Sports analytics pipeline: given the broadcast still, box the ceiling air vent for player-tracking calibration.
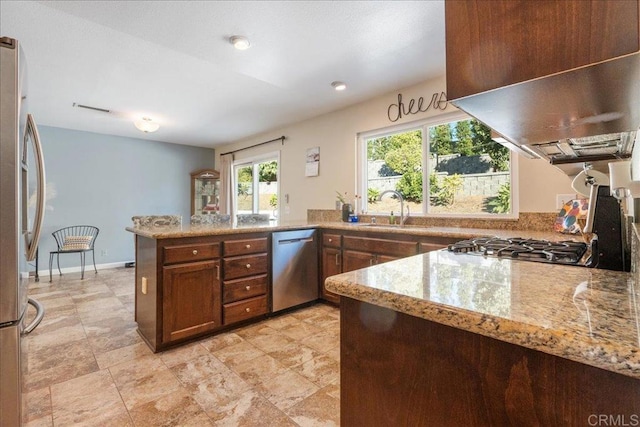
[72,103,111,114]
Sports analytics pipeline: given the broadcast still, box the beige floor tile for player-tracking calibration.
[109,354,182,409]
[301,330,341,354]
[244,329,296,353]
[268,342,324,369]
[189,370,252,416]
[279,321,324,341]
[285,386,340,427]
[23,386,51,423]
[208,390,297,427]
[212,340,265,367]
[234,322,277,339]
[200,332,244,353]
[231,353,288,386]
[292,354,339,388]
[254,368,319,411]
[24,415,53,427]
[25,268,342,425]
[94,341,154,370]
[262,313,303,330]
[23,341,99,393]
[170,353,229,387]
[50,370,132,426]
[129,387,213,427]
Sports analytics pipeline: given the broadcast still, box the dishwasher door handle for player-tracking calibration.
[277,238,314,245]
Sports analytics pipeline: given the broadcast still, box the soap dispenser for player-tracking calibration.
[389,211,395,225]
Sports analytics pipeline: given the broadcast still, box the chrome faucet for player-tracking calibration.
[377,190,409,226]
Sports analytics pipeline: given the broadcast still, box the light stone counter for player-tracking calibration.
[127,219,578,242]
[326,251,640,379]
[125,220,315,239]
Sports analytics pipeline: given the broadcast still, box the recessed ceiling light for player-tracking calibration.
[230,35,251,50]
[134,117,160,133]
[331,81,347,91]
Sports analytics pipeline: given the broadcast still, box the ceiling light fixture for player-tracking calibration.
[331,81,347,91]
[134,117,160,133]
[230,35,251,50]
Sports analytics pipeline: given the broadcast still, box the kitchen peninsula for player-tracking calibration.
[325,236,640,425]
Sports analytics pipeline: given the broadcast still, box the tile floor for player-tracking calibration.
[23,267,340,426]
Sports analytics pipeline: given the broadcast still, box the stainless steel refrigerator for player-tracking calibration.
[0,36,46,426]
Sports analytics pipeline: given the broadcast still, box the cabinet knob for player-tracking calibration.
[328,238,332,242]
[245,285,251,291]
[246,263,251,269]
[192,250,198,255]
[245,244,251,249]
[245,307,251,313]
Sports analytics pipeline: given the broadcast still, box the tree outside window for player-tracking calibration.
[364,118,512,216]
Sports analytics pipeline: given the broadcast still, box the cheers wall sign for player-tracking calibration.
[387,92,448,122]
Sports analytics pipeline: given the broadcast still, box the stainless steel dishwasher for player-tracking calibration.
[272,229,318,312]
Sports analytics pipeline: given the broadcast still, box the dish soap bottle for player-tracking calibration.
[389,211,395,225]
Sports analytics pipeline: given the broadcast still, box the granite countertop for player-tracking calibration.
[127,219,578,242]
[125,220,316,239]
[325,251,640,379]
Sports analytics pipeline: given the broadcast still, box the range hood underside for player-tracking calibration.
[452,53,640,175]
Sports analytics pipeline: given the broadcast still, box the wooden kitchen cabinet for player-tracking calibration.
[445,0,640,100]
[222,236,269,325]
[321,233,342,304]
[162,260,221,343]
[342,235,417,272]
[134,233,270,352]
[321,247,342,304]
[319,229,459,305]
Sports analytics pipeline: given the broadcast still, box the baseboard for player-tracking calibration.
[37,261,135,277]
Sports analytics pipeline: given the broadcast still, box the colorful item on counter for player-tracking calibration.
[554,199,589,234]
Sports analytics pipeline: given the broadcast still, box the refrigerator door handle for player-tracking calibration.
[23,298,44,334]
[23,113,46,262]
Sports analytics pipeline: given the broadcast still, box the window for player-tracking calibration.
[233,154,279,219]
[358,113,516,217]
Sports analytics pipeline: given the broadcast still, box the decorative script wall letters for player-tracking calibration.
[387,92,448,122]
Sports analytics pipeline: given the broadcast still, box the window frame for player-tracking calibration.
[232,151,280,218]
[357,111,519,219]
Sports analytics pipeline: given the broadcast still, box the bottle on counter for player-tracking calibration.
[389,211,395,225]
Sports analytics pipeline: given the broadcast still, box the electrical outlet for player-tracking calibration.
[141,277,148,295]
[101,249,108,257]
[556,193,577,209]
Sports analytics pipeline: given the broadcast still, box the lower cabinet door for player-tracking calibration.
[342,250,375,272]
[322,246,342,304]
[162,260,221,343]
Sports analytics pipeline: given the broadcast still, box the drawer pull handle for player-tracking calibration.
[245,244,251,249]
[335,253,339,266]
[192,250,198,255]
[245,307,251,313]
[216,265,220,280]
[245,285,251,291]
[246,263,251,269]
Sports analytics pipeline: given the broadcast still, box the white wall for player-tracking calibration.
[216,77,575,221]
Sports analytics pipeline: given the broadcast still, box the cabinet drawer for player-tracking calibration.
[224,237,268,257]
[323,233,341,248]
[223,253,268,280]
[223,274,268,304]
[223,295,268,324]
[164,242,220,265]
[343,236,417,258]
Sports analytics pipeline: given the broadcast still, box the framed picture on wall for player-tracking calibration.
[305,146,319,177]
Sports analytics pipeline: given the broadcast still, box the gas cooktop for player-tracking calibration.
[447,237,589,265]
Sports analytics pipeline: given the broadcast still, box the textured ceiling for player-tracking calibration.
[0,1,446,147]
